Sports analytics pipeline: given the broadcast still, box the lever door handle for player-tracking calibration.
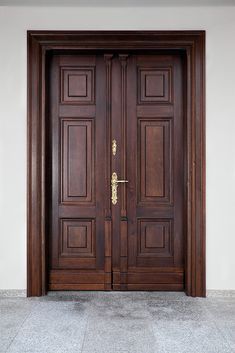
[111,172,128,205]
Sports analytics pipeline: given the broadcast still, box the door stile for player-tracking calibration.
[126,55,138,271]
[172,55,185,270]
[104,54,113,290]
[50,55,60,275]
[119,55,129,290]
[111,57,122,289]
[119,55,128,218]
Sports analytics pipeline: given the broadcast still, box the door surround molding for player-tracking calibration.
[27,30,206,297]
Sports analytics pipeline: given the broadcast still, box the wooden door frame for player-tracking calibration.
[27,30,206,297]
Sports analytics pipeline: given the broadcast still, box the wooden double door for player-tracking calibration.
[48,51,185,291]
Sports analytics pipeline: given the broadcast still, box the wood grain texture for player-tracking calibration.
[126,54,184,290]
[104,54,113,218]
[27,31,205,297]
[139,119,172,203]
[119,55,128,218]
[48,54,107,289]
[104,219,112,289]
[61,119,93,203]
[61,67,95,104]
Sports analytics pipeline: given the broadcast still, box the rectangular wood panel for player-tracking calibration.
[146,125,164,197]
[138,119,172,204]
[61,119,94,204]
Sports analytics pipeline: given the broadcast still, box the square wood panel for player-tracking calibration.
[61,67,95,104]
[138,219,173,257]
[138,68,172,103]
[60,219,95,257]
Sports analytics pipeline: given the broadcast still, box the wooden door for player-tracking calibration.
[48,52,185,291]
[48,55,111,290]
[111,54,185,290]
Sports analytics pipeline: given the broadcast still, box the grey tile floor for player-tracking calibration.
[0,292,234,353]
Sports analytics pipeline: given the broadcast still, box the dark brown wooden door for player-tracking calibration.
[110,54,184,290]
[48,55,112,290]
[48,53,185,291]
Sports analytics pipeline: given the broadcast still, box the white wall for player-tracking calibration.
[0,6,235,290]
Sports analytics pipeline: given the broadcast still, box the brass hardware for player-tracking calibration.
[111,172,128,205]
[112,139,117,156]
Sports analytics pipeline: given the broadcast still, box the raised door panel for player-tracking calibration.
[60,219,95,258]
[61,119,94,204]
[138,119,172,204]
[61,67,95,104]
[138,68,172,103]
[57,216,96,269]
[137,219,173,257]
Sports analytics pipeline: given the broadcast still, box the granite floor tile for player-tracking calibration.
[6,301,89,353]
[1,292,234,353]
[205,298,235,322]
[147,299,212,321]
[82,316,156,353]
[214,320,235,351]
[90,295,150,321]
[151,320,233,353]
[81,295,155,353]
[46,291,96,302]
[0,298,33,352]
[131,291,188,301]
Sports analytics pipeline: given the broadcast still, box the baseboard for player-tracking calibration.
[0,289,26,297]
[207,290,235,297]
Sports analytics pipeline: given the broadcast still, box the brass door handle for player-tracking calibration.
[111,172,128,205]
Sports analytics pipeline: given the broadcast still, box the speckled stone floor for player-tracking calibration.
[0,292,234,353]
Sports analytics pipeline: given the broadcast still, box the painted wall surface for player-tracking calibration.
[0,6,235,290]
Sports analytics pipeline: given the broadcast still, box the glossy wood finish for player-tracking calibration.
[50,53,184,291]
[48,54,110,290]
[122,54,184,290]
[27,31,205,297]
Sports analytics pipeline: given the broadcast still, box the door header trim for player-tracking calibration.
[27,30,205,297]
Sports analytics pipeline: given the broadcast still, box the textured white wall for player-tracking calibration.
[0,6,235,290]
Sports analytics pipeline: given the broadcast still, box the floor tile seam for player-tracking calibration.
[80,307,91,353]
[148,313,160,352]
[4,307,33,353]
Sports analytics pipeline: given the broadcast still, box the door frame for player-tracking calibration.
[27,30,206,297]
